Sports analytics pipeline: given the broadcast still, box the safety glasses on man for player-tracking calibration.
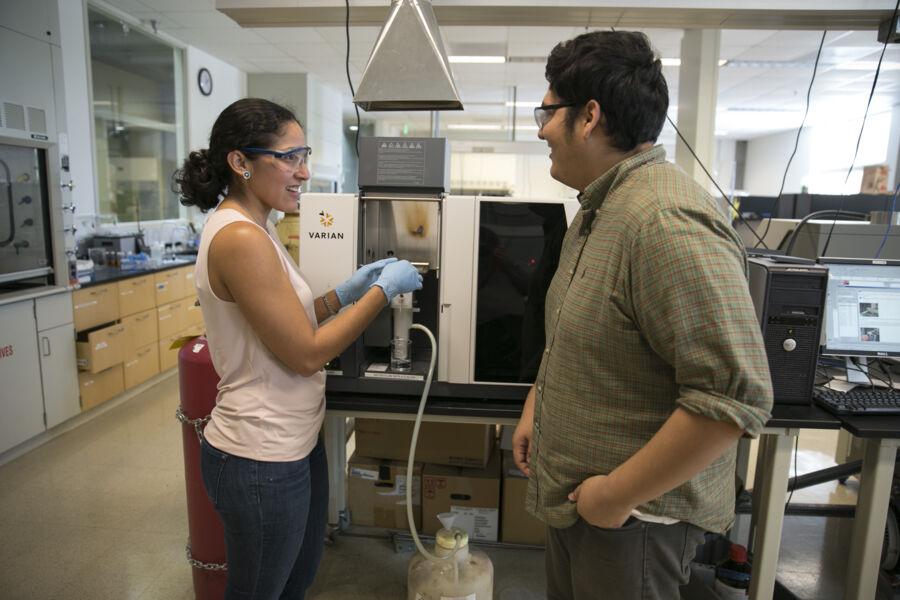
[533,102,578,130]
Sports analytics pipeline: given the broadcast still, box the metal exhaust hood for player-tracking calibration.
[353,0,463,112]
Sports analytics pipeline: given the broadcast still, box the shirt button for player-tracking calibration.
[556,308,560,315]
[568,268,574,276]
[544,348,549,355]
[537,384,543,392]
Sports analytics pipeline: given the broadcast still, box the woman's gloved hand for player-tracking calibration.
[371,260,423,302]
[335,257,398,306]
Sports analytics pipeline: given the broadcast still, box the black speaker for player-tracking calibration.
[748,257,828,405]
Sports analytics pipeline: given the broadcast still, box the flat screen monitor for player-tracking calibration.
[819,258,900,358]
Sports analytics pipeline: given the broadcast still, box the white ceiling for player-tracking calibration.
[96,0,900,141]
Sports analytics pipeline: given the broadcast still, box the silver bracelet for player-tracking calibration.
[322,293,339,316]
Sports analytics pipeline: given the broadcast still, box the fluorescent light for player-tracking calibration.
[448,55,506,64]
[505,101,540,108]
[446,123,503,130]
[349,125,359,131]
[661,58,728,67]
[835,61,900,71]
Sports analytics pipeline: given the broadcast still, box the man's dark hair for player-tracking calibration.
[545,31,668,151]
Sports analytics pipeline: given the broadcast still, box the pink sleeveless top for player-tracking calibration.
[195,208,325,461]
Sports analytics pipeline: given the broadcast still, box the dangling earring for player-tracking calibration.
[242,170,251,180]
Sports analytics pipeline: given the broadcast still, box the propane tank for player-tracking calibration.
[407,513,493,600]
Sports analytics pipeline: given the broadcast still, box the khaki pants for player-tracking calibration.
[546,517,706,600]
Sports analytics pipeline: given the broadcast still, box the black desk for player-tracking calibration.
[834,413,900,600]
[749,404,841,599]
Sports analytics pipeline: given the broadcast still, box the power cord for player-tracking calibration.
[608,26,768,248]
[875,181,900,259]
[785,434,800,509]
[821,0,900,257]
[345,0,361,158]
[755,31,827,248]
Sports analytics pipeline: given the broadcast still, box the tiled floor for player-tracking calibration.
[0,372,867,599]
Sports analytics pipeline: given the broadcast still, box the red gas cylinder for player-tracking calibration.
[177,336,227,599]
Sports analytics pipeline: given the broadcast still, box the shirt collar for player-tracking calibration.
[577,144,667,213]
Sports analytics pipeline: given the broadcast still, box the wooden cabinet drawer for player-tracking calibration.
[117,276,155,317]
[121,308,158,355]
[182,295,204,329]
[123,343,159,389]
[154,269,186,306]
[79,364,124,411]
[76,323,126,373]
[158,332,182,371]
[72,284,119,332]
[180,266,196,298]
[157,301,185,339]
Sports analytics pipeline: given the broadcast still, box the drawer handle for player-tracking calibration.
[121,289,134,296]
[125,359,139,367]
[136,314,148,322]
[159,315,171,321]
[42,336,51,357]
[138,347,151,357]
[75,300,98,309]
[157,283,168,290]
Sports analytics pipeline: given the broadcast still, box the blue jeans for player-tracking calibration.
[200,438,329,600]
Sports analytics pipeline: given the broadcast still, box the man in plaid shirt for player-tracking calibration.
[512,31,773,599]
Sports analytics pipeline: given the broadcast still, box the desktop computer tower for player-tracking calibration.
[748,257,828,405]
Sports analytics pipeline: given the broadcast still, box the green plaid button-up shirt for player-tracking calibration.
[525,145,773,534]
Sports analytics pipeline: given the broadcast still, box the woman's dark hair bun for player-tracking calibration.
[172,98,299,212]
[172,148,222,212]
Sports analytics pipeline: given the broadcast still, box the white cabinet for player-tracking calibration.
[38,323,79,428]
[0,301,46,454]
[35,292,78,428]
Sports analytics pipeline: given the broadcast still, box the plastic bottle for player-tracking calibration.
[714,543,752,599]
[407,513,493,600]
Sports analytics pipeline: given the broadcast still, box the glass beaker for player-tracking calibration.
[391,338,411,372]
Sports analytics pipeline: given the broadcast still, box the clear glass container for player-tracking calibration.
[391,337,412,372]
[407,527,493,600]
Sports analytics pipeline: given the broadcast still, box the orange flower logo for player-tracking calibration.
[318,211,334,228]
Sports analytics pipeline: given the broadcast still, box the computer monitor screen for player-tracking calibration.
[820,258,900,357]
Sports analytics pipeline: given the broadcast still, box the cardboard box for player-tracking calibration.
[123,343,160,389]
[117,275,155,317]
[501,451,546,546]
[355,419,494,468]
[861,164,890,194]
[76,322,126,373]
[79,364,124,410]
[121,308,158,355]
[347,453,422,530]
[422,449,501,541]
[499,425,513,451]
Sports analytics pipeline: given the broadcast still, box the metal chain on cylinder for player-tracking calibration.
[175,406,210,444]
[185,543,227,572]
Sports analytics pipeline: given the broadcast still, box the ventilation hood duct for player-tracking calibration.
[353,0,463,112]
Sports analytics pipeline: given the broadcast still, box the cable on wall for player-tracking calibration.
[345,0,361,158]
[754,31,827,248]
[820,0,900,258]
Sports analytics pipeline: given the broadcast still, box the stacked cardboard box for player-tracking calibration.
[349,419,497,535]
[347,453,422,530]
[501,450,546,546]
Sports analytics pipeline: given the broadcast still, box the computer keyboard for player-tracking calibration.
[813,386,900,416]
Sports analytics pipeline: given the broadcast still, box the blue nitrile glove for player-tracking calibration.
[335,257,398,305]
[371,260,423,302]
